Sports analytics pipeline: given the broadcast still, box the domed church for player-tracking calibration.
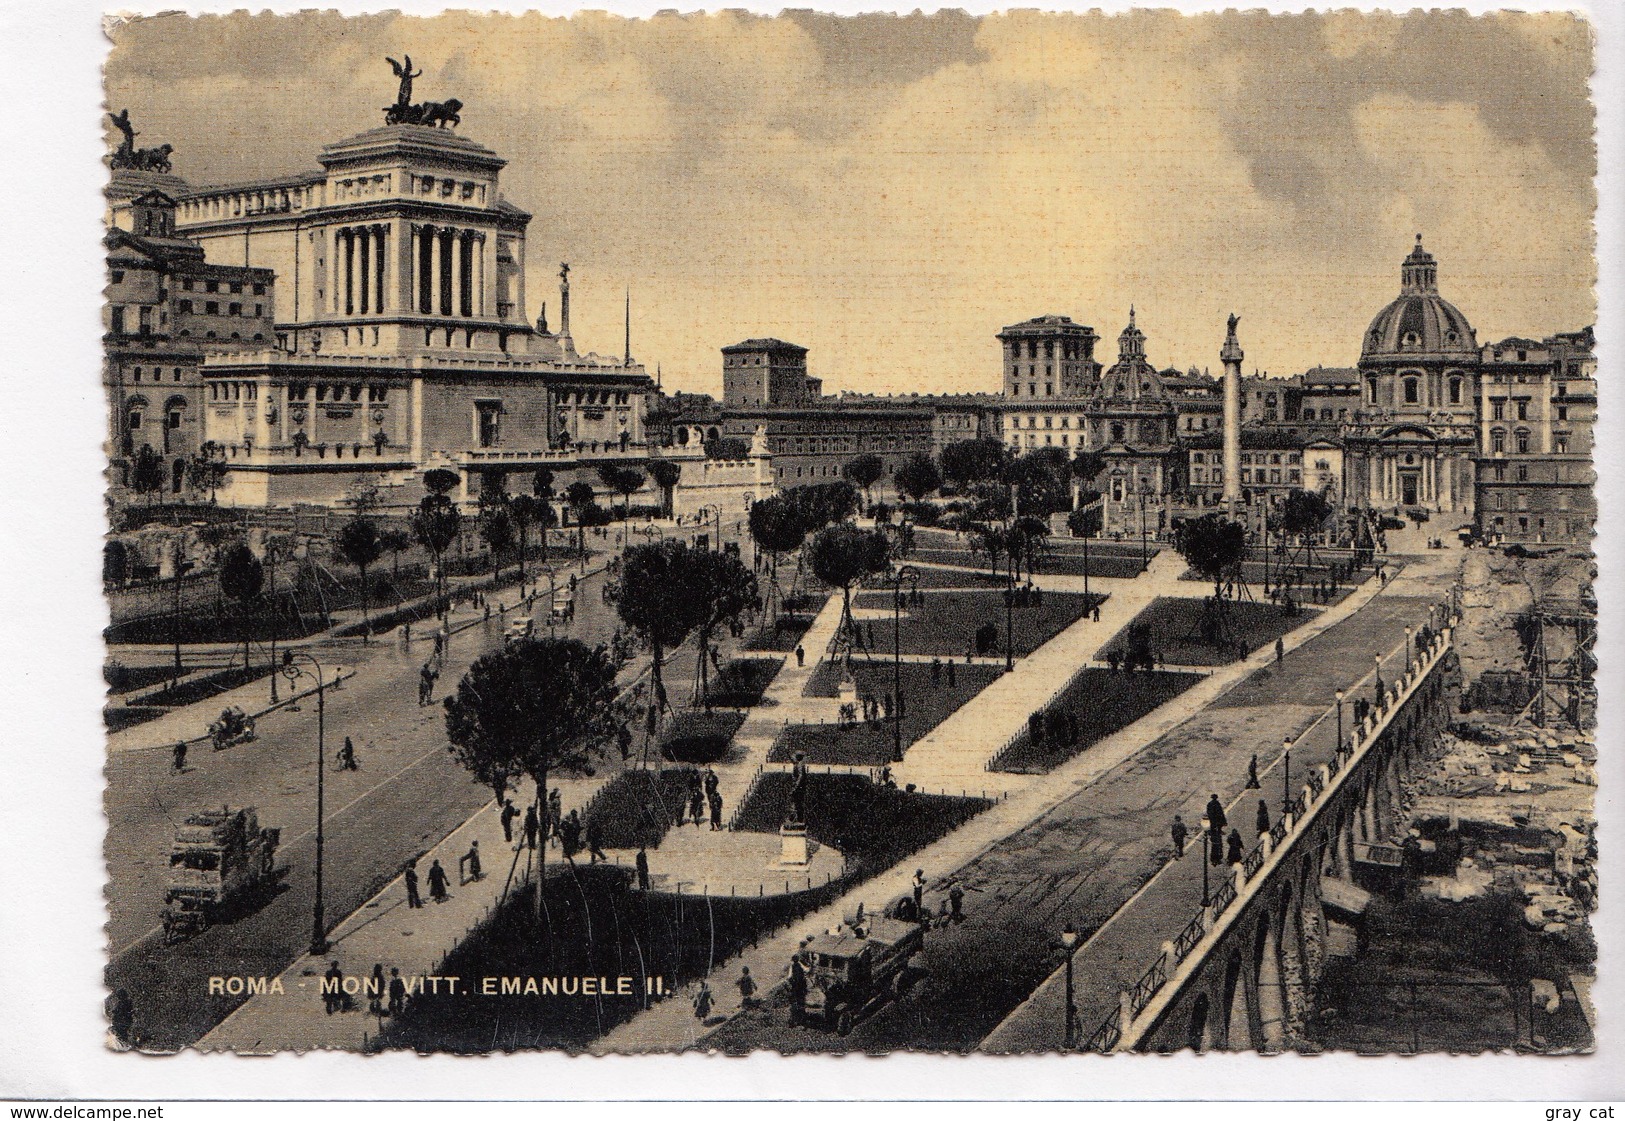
[1343,236,1481,515]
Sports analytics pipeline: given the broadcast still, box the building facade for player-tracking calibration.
[166,95,659,511]
[997,314,1100,399]
[1472,328,1596,546]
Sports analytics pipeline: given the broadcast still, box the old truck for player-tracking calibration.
[800,899,924,1035]
[161,806,280,944]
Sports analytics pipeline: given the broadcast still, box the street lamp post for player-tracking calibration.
[1138,491,1149,571]
[1199,815,1212,906]
[1004,547,1016,674]
[890,565,919,764]
[1061,923,1079,1047]
[1405,625,1414,670]
[1335,688,1345,749]
[1281,736,1293,816]
[1373,653,1385,703]
[281,650,329,956]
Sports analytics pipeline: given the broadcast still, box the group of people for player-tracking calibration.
[838,691,900,731]
[497,790,611,864]
[320,960,411,1020]
[403,856,452,907]
[927,657,958,689]
[1168,788,1285,869]
[675,767,726,831]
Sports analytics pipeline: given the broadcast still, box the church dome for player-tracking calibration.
[1361,236,1478,361]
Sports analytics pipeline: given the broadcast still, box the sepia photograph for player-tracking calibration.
[78,1,1607,1074]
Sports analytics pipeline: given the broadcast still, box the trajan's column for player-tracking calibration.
[1221,314,1243,514]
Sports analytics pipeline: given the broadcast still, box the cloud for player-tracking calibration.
[104,9,1595,397]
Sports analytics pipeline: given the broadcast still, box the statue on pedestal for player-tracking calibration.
[382,56,462,128]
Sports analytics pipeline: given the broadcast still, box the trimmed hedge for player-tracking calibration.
[659,710,747,763]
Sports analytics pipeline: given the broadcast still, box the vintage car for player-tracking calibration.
[800,900,924,1035]
[207,706,256,751]
[161,806,280,943]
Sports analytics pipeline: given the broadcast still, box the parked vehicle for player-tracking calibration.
[161,806,279,943]
[800,898,924,1035]
[207,706,256,750]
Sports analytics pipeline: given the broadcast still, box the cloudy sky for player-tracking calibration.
[104,9,1596,396]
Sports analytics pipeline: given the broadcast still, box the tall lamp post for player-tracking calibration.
[1138,489,1149,572]
[1004,538,1016,674]
[281,650,330,956]
[1404,625,1414,670]
[889,565,919,764]
[1281,735,1293,816]
[1199,815,1212,906]
[1061,922,1079,1047]
[1335,688,1345,749]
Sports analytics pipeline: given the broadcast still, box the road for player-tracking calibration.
[105,519,753,1050]
[702,552,1455,1052]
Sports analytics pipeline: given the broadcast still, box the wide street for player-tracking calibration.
[104,518,750,1050]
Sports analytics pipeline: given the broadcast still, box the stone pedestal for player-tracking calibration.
[779,824,811,866]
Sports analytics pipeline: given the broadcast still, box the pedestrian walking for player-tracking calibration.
[586,817,608,863]
[1245,753,1261,789]
[427,858,449,903]
[548,788,563,841]
[368,963,385,1017]
[404,861,423,908]
[704,767,720,798]
[338,736,357,771]
[462,840,482,883]
[708,789,724,831]
[693,981,714,1022]
[387,968,407,1016]
[172,740,187,773]
[930,658,941,687]
[323,961,344,1014]
[500,800,518,844]
[418,663,436,706]
[788,953,809,1025]
[1257,799,1273,836]
[523,804,539,851]
[635,847,651,892]
[736,966,758,1009]
[1227,828,1244,865]
[560,809,583,860]
[795,645,805,668]
[687,784,705,829]
[1170,814,1188,859]
[1275,637,1285,665]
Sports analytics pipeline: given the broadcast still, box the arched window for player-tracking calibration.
[1366,377,1378,404]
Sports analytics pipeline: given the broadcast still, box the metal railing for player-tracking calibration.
[1081,611,1459,1052]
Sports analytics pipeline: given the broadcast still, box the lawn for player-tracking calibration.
[578,767,700,850]
[732,772,992,878]
[772,660,1005,765]
[703,658,783,708]
[1179,561,1373,604]
[988,668,1204,774]
[849,588,1102,659]
[1095,597,1320,667]
[658,711,747,764]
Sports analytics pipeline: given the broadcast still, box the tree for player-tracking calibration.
[967,481,1012,524]
[379,527,412,587]
[1009,448,1073,518]
[940,437,1010,489]
[969,522,1009,578]
[748,494,807,623]
[808,524,891,663]
[187,441,228,505]
[613,467,647,521]
[1279,490,1333,542]
[704,436,750,460]
[1010,515,1051,579]
[347,474,383,514]
[130,444,164,506]
[1067,504,1103,538]
[103,540,130,587]
[218,541,264,670]
[411,494,461,620]
[478,503,516,581]
[609,542,709,756]
[690,549,760,709]
[648,460,682,519]
[893,454,942,504]
[1071,449,1108,487]
[443,637,620,918]
[335,515,386,640]
[423,468,461,498]
[1173,514,1248,599]
[791,480,860,532]
[843,454,884,508]
[565,480,596,559]
[508,494,553,578]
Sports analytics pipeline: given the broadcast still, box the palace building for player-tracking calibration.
[144,81,662,511]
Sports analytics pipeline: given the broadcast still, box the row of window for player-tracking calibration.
[179,278,266,296]
[176,300,264,318]
[129,366,186,384]
[1008,339,1084,361]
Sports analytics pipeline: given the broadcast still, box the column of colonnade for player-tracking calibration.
[405,223,488,319]
[326,225,395,317]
